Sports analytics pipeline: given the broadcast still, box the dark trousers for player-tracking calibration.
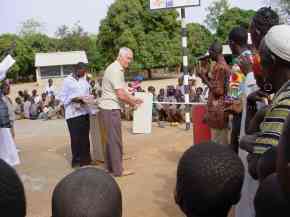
[67,114,91,166]
[230,113,242,153]
[100,109,123,176]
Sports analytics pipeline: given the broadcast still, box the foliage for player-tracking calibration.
[205,0,231,32]
[187,23,213,63]
[97,0,181,77]
[0,1,216,81]
[281,0,290,9]
[18,18,45,36]
[0,34,34,81]
[216,7,256,43]
[55,22,102,71]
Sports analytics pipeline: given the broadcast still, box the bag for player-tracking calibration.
[0,96,11,128]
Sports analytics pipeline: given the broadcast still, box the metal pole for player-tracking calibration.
[181,8,191,130]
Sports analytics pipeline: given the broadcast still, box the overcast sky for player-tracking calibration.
[0,0,268,36]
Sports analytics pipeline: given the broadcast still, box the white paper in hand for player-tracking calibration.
[133,92,153,134]
[0,55,16,81]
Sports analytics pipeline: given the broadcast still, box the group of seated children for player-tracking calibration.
[15,90,63,120]
[124,80,205,126]
[14,79,63,120]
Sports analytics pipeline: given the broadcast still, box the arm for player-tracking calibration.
[240,134,260,153]
[277,113,290,200]
[201,75,213,90]
[196,61,213,89]
[211,66,227,97]
[116,88,142,107]
[58,79,84,106]
[246,105,268,134]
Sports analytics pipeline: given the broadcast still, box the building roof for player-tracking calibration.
[35,51,88,67]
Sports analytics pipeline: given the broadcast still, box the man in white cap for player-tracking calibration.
[240,25,290,182]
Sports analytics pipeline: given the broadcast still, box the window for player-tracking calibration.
[63,65,75,76]
[40,66,61,78]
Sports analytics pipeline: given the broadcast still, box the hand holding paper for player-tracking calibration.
[0,55,16,81]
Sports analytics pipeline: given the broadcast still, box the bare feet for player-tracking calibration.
[123,156,136,161]
[115,170,135,177]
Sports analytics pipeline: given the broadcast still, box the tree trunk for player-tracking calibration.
[147,69,152,79]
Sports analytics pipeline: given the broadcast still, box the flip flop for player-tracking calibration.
[116,170,135,177]
[123,156,136,161]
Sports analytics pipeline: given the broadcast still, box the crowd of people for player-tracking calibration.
[1,79,63,123]
[189,5,290,217]
[124,78,206,125]
[1,6,290,217]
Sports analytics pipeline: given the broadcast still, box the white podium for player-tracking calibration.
[133,92,153,134]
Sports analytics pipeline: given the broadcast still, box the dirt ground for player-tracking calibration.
[11,78,234,217]
[14,119,192,217]
[14,119,234,217]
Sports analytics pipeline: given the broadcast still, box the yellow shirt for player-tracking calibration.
[99,61,125,110]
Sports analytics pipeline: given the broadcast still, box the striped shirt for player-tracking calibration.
[254,80,290,154]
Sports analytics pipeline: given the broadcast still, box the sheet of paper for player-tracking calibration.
[0,55,16,81]
[133,92,153,134]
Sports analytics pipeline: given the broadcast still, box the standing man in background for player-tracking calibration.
[58,62,91,168]
[197,41,230,145]
[99,47,143,177]
[227,26,253,153]
[45,78,56,97]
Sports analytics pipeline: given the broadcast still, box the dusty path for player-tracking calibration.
[15,119,193,217]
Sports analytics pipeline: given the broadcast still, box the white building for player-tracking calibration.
[35,51,88,83]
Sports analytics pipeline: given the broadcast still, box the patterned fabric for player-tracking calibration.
[228,50,254,100]
[254,80,290,154]
[206,62,229,129]
[228,65,246,99]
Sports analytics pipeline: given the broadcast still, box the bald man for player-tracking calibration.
[99,47,143,177]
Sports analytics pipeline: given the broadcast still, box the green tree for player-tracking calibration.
[97,0,181,78]
[205,0,230,32]
[55,25,70,38]
[19,18,45,36]
[0,34,34,81]
[55,22,102,72]
[23,33,57,53]
[187,23,213,63]
[281,0,290,9]
[216,7,256,43]
[275,0,290,23]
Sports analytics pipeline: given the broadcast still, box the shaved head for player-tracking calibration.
[176,142,244,217]
[52,167,122,217]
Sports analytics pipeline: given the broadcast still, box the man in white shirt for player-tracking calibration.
[58,62,92,168]
[99,47,143,177]
[45,78,56,97]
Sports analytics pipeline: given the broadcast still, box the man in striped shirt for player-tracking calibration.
[240,25,290,180]
[254,81,290,154]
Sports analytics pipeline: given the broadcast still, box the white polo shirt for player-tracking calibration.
[58,75,90,120]
[99,61,126,110]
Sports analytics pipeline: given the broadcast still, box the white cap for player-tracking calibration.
[265,25,290,62]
